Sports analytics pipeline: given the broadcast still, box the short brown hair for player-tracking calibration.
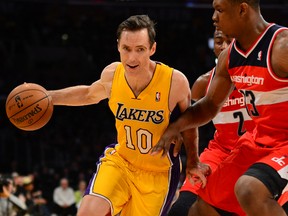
[117,15,156,48]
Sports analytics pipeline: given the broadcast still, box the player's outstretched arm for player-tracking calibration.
[48,62,118,106]
[184,71,212,187]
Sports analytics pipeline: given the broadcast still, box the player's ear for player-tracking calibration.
[150,42,156,56]
[117,39,120,51]
[239,2,249,16]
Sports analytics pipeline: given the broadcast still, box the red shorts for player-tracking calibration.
[198,132,288,215]
[180,139,231,193]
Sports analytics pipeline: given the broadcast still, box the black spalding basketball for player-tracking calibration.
[6,83,53,131]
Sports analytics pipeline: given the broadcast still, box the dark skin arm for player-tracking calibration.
[166,69,209,185]
[181,128,206,185]
[171,89,207,185]
[188,71,213,185]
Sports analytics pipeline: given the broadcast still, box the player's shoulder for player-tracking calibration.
[197,71,212,83]
[170,68,190,101]
[193,71,211,90]
[191,70,212,101]
[272,29,288,77]
[156,61,190,95]
[274,28,288,49]
[101,62,121,81]
[171,68,189,84]
[102,62,120,74]
[276,27,288,38]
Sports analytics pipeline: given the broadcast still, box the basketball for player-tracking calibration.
[6,83,53,131]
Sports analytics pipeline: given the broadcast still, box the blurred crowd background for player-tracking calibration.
[0,0,287,215]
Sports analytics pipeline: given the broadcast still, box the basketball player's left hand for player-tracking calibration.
[186,162,211,188]
[150,123,183,157]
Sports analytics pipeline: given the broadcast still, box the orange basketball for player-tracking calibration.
[6,83,53,131]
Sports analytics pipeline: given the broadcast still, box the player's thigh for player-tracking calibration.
[86,151,131,215]
[121,169,171,216]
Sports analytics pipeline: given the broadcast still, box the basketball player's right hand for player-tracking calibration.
[150,123,183,157]
[186,162,211,188]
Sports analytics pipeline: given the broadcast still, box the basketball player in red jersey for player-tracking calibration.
[48,15,207,216]
[168,30,255,216]
[152,0,288,215]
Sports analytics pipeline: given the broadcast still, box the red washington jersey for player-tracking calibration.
[228,23,288,148]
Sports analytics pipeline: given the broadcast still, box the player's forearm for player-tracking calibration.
[48,85,97,106]
[173,97,219,133]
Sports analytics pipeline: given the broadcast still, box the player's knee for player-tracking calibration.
[235,175,255,205]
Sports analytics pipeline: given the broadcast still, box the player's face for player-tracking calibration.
[212,0,240,38]
[118,29,156,74]
[214,30,233,57]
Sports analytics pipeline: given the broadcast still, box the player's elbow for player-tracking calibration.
[86,88,104,105]
[86,92,100,105]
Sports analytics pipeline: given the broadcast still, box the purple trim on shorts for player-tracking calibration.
[96,143,117,165]
[84,172,95,196]
[161,145,181,216]
[84,143,117,196]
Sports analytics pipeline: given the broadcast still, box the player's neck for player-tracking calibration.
[125,61,156,97]
[236,19,269,52]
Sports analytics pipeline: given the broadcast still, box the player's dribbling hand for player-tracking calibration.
[150,123,183,157]
[187,162,211,188]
